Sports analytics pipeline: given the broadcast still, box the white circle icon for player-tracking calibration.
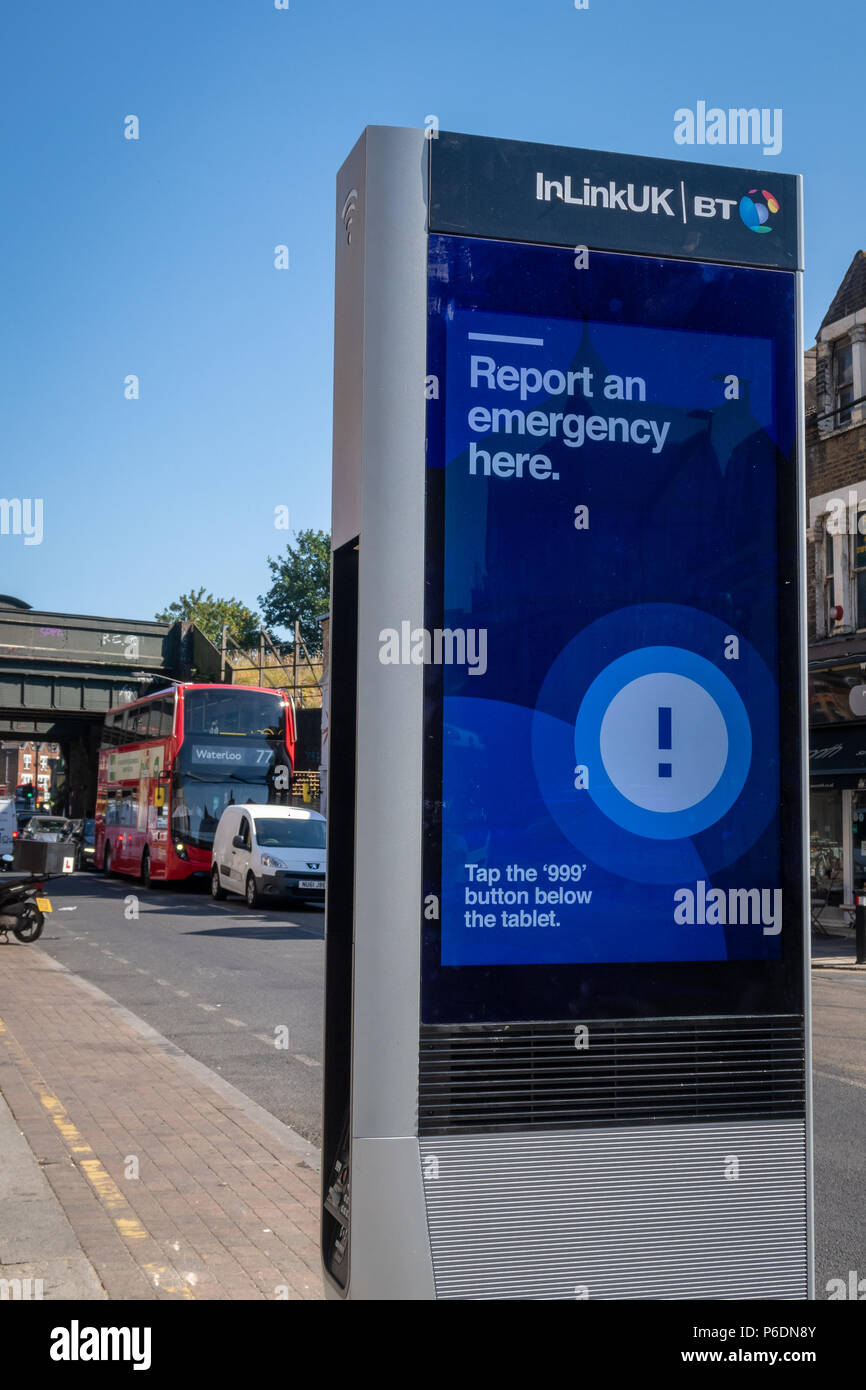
[599,672,728,813]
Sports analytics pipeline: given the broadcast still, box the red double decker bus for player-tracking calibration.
[95,683,296,885]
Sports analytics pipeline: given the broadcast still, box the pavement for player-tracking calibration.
[0,936,323,1300]
[31,871,327,1146]
[0,912,861,1302]
[811,919,866,971]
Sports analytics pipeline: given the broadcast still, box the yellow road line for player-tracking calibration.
[0,1009,195,1297]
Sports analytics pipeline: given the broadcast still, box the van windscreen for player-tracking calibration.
[254,818,326,849]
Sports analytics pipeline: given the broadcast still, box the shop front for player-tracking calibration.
[810,723,866,903]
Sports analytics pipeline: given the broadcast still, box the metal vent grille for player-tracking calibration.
[419,1121,808,1300]
[419,1016,805,1134]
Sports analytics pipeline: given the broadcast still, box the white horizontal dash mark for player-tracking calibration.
[467,332,544,346]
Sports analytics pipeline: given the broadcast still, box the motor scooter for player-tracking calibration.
[0,874,52,942]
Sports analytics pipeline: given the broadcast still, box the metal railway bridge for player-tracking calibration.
[0,596,222,817]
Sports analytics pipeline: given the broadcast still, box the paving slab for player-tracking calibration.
[0,941,323,1300]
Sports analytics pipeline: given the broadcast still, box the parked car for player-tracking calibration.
[210,804,326,908]
[20,815,76,844]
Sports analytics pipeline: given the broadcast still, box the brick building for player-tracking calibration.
[805,250,866,901]
[0,739,62,804]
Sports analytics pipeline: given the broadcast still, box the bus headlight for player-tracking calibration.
[175,842,189,860]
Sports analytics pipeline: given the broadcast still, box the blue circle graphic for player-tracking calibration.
[574,646,752,840]
[531,603,779,884]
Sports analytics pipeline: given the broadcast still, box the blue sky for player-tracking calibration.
[1,0,862,628]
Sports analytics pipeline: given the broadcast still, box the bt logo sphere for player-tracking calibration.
[739,188,779,234]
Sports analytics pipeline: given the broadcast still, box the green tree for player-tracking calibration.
[259,529,330,652]
[155,588,261,649]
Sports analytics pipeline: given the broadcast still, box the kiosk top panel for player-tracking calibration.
[430,130,802,272]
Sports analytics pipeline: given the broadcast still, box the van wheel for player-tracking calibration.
[211,866,227,901]
[245,873,259,909]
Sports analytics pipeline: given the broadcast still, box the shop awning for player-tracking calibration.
[810,725,866,787]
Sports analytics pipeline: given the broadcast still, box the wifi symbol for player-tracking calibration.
[341,188,359,245]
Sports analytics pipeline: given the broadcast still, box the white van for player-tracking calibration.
[0,797,16,869]
[210,804,326,908]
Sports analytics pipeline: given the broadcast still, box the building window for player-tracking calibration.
[857,547,866,631]
[811,789,843,895]
[23,754,31,769]
[836,342,854,427]
[825,526,838,632]
[856,507,866,631]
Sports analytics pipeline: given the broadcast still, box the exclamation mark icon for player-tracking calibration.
[658,706,672,778]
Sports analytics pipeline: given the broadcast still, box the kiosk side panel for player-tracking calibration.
[324,126,436,1299]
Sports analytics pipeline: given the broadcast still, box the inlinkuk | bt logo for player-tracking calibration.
[535,172,781,238]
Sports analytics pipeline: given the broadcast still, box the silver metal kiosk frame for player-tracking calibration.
[322,126,811,1301]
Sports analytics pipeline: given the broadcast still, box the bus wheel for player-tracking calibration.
[104,845,113,878]
[140,850,151,890]
[211,866,227,901]
[245,873,259,909]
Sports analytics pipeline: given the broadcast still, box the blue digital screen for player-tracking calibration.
[425,236,798,986]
